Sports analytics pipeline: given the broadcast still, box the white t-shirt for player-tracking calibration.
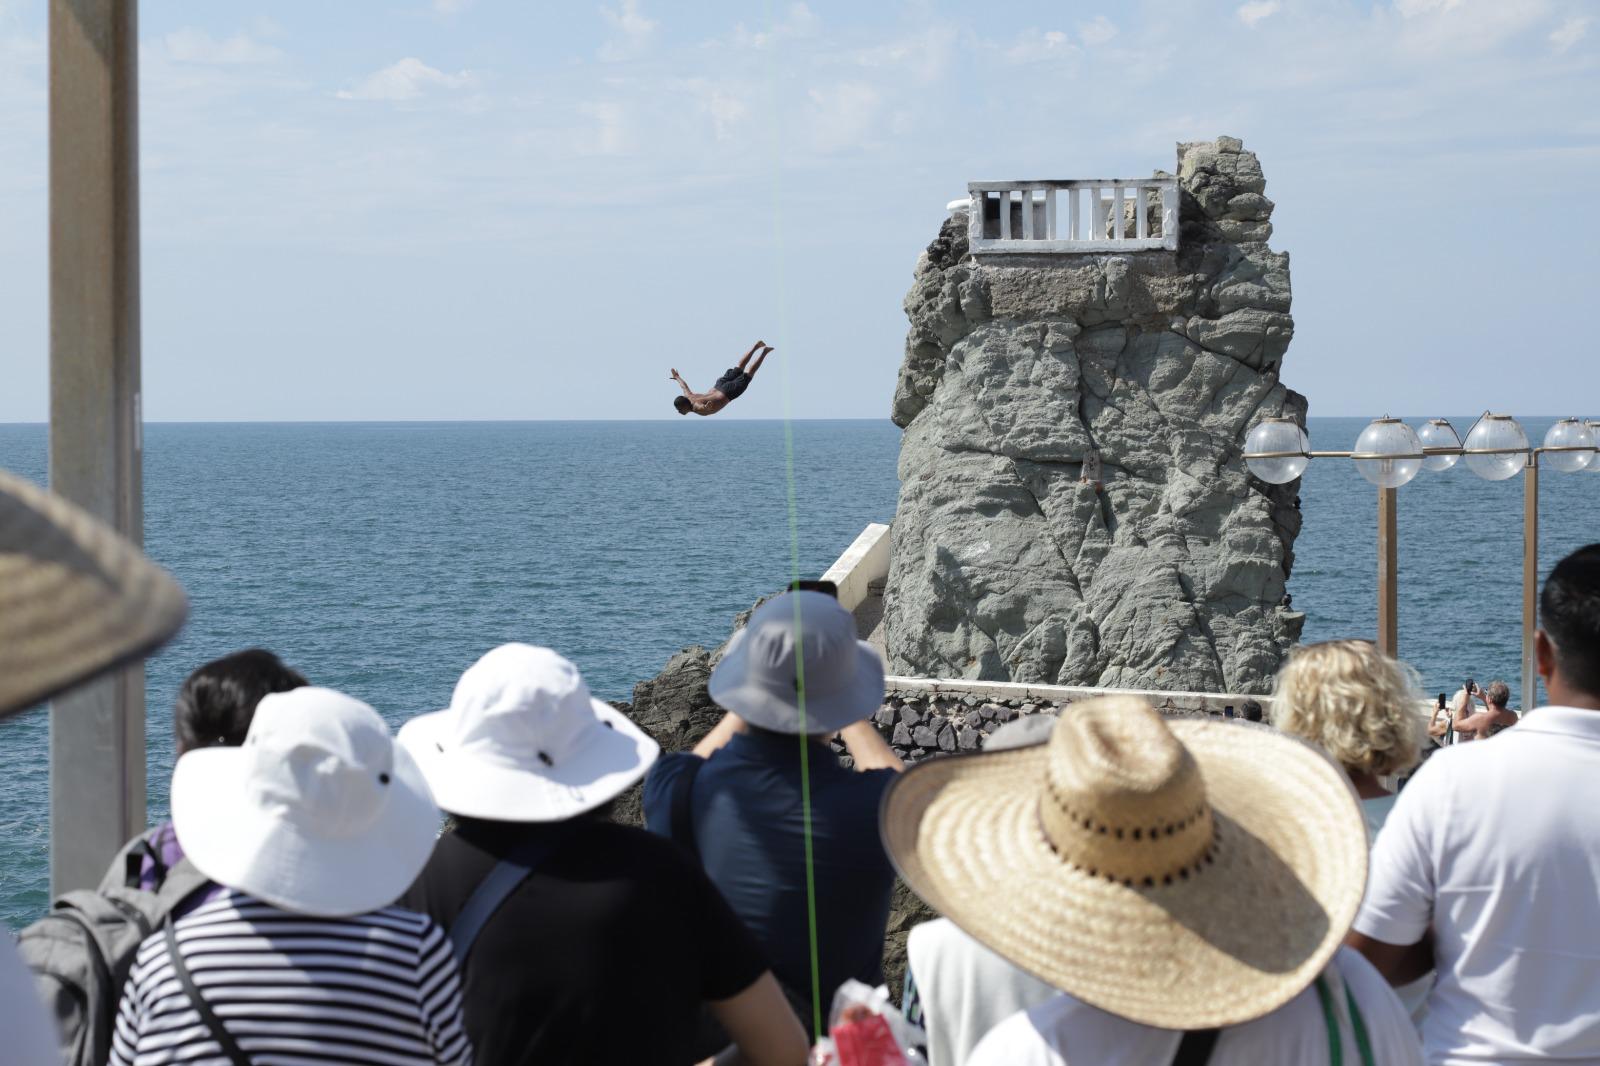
[0,927,61,1065]
[1355,706,1600,1064]
[907,918,1057,1066]
[967,947,1420,1066]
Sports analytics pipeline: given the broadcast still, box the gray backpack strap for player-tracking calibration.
[449,833,565,965]
[164,921,252,1066]
[153,858,211,913]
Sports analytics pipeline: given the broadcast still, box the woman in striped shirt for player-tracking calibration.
[109,687,471,1065]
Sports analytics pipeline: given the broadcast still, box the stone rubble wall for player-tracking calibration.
[886,136,1307,696]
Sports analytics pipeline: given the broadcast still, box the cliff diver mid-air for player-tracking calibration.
[671,340,773,416]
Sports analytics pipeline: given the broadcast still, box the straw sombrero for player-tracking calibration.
[0,469,187,718]
[880,695,1367,1030]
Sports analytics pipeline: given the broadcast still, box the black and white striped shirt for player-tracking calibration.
[109,890,473,1066]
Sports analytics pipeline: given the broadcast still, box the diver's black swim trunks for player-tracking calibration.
[713,367,751,402]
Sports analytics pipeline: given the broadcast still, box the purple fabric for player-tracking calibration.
[138,820,226,917]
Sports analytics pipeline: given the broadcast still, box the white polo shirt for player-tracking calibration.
[967,947,1421,1065]
[1354,705,1600,1064]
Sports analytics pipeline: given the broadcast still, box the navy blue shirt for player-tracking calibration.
[643,731,898,1022]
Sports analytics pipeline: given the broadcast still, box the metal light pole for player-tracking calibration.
[48,0,146,894]
[1246,414,1597,706]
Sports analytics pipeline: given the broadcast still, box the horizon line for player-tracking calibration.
[2,412,1585,428]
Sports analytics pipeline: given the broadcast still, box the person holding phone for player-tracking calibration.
[1428,693,1454,746]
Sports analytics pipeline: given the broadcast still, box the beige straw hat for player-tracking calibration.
[880,695,1367,1030]
[0,469,187,718]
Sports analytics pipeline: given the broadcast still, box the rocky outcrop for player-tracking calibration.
[887,137,1306,695]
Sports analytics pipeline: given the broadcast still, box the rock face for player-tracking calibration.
[888,137,1306,695]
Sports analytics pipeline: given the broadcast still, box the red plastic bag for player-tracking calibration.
[809,980,926,1066]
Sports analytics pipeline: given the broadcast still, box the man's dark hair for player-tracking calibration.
[673,395,692,415]
[174,648,307,753]
[1541,544,1600,697]
[1242,700,1264,723]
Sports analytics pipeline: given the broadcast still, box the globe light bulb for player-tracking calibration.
[1588,422,1600,474]
[1244,417,1309,485]
[1416,418,1462,472]
[1463,414,1529,481]
[1354,417,1423,488]
[1542,417,1596,473]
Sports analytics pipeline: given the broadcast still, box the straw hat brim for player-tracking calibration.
[0,470,187,719]
[880,719,1368,1030]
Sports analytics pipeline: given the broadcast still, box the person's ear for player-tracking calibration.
[1535,630,1558,685]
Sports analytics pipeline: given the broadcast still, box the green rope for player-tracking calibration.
[765,0,824,1040]
[1313,974,1343,1066]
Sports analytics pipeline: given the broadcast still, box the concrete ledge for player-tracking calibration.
[884,675,1265,716]
[822,522,890,614]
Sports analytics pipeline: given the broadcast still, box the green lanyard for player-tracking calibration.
[1314,973,1375,1066]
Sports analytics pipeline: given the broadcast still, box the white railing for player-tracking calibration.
[966,178,1179,256]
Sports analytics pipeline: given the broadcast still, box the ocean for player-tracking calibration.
[1,416,1595,927]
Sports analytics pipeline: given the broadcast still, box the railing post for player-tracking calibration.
[1112,184,1124,240]
[999,191,1011,240]
[1044,187,1057,240]
[1068,186,1080,242]
[48,0,147,895]
[1020,189,1033,240]
[1136,183,1149,240]
[1160,180,1176,247]
[1377,486,1398,658]
[1522,455,1539,712]
[968,186,983,247]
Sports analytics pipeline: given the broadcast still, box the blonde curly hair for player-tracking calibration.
[1271,640,1421,778]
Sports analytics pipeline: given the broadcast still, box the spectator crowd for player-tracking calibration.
[5,467,1600,1065]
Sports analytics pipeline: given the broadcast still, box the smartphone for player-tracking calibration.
[1465,678,1475,695]
[1224,705,1236,719]
[789,579,839,599]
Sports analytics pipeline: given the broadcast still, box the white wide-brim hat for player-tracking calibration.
[399,643,659,822]
[881,696,1368,1030]
[172,687,441,917]
[708,590,885,735]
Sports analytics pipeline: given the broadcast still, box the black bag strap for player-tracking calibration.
[164,920,251,1066]
[448,832,566,965]
[1171,1028,1221,1066]
[668,756,706,860]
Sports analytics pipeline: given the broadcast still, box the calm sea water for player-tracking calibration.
[1,416,1595,926]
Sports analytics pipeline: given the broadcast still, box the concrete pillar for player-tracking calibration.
[48,0,146,894]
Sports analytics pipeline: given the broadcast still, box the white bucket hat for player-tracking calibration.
[708,590,885,735]
[399,643,659,822]
[170,687,440,917]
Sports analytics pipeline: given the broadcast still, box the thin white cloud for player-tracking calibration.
[732,2,818,49]
[807,81,881,153]
[433,0,472,13]
[855,24,958,83]
[163,28,282,65]
[336,57,473,101]
[1077,15,1118,45]
[577,100,629,154]
[599,0,657,61]
[1396,0,1463,15]
[1005,28,1073,64]
[1237,2,1282,27]
[1550,16,1590,51]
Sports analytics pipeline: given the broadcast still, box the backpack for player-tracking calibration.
[16,831,210,1066]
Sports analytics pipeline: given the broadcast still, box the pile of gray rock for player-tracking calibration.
[869,690,1058,762]
[886,135,1306,696]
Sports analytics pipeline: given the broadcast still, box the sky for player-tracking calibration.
[0,0,1596,422]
